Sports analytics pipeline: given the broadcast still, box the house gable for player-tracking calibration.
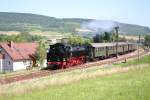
[0,42,38,72]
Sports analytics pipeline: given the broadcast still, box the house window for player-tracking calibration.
[8,61,11,65]
[23,60,27,65]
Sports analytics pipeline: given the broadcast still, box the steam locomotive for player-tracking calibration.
[47,42,137,69]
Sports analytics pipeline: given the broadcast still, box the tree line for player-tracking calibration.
[0,31,45,42]
[93,32,127,43]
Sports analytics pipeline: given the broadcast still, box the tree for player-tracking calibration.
[93,32,112,43]
[35,41,47,68]
[84,38,92,44]
[0,31,45,42]
[68,35,91,44]
[145,35,150,47]
[93,34,103,43]
[103,32,111,42]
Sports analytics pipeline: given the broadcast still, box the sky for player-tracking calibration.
[0,0,150,27]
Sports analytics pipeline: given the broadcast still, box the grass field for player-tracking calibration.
[0,55,150,100]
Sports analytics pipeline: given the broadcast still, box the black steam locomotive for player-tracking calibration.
[47,42,137,69]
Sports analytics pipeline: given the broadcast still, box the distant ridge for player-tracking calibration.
[0,12,150,35]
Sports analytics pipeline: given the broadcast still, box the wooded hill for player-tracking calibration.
[0,12,150,36]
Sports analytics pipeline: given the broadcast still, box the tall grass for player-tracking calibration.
[1,64,150,100]
[0,55,150,100]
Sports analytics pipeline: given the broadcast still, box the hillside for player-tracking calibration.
[0,12,150,36]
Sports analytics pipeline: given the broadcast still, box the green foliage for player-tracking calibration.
[118,23,150,35]
[0,12,80,32]
[93,32,127,43]
[93,32,116,43]
[103,32,113,42]
[0,32,45,42]
[68,35,92,44]
[35,41,46,67]
[144,35,150,47]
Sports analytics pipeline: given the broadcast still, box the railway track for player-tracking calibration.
[0,50,148,85]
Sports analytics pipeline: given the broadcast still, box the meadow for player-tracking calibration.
[0,55,150,100]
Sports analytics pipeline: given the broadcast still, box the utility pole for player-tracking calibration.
[138,34,141,61]
[115,26,119,58]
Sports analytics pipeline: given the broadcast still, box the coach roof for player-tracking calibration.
[90,43,116,48]
[90,42,132,48]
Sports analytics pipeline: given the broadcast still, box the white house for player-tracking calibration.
[0,42,38,72]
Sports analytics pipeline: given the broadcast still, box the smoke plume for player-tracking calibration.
[82,20,118,33]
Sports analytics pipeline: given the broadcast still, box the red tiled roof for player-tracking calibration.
[0,42,38,61]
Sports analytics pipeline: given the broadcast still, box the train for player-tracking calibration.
[47,42,137,69]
